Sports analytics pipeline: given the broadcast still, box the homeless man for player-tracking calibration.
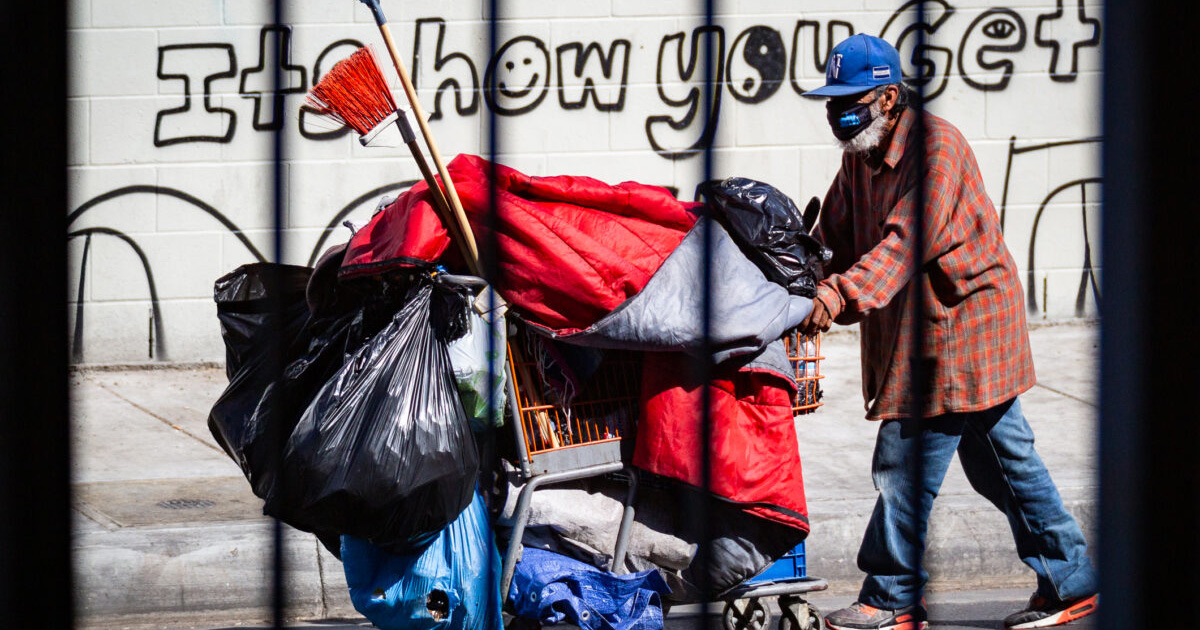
[797,34,1098,630]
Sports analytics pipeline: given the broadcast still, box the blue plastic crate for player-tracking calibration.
[746,541,807,584]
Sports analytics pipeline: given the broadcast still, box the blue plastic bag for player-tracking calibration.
[342,492,503,630]
[509,547,671,630]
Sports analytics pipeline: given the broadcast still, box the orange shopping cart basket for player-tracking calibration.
[498,327,825,598]
[785,330,825,415]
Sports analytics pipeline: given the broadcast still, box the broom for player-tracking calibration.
[302,47,475,268]
[355,0,477,264]
[304,46,557,447]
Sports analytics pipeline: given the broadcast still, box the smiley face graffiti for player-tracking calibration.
[484,36,551,116]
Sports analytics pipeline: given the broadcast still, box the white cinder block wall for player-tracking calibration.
[67,0,1103,364]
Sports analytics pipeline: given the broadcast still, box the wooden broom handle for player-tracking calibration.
[376,23,480,268]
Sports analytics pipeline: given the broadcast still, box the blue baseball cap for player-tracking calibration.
[805,34,902,98]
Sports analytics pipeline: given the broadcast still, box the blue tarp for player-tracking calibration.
[509,547,672,630]
[342,492,503,630]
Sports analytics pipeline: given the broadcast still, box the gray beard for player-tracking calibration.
[836,100,890,155]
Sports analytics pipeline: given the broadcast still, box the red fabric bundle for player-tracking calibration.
[338,154,700,330]
[633,352,810,533]
[339,179,450,280]
[449,154,701,331]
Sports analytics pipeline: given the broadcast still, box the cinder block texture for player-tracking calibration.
[70,2,1104,362]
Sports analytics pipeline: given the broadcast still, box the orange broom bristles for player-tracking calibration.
[304,47,398,135]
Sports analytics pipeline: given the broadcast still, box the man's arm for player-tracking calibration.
[800,159,854,334]
[815,165,963,325]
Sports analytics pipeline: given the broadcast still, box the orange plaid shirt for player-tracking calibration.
[814,108,1035,421]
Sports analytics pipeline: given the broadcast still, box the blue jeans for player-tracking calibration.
[856,397,1097,609]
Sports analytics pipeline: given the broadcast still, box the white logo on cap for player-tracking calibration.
[830,53,842,79]
[872,65,891,79]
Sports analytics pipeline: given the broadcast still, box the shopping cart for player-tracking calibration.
[499,326,828,630]
[498,328,643,596]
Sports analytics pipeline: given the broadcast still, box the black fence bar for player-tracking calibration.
[1099,2,1200,628]
[695,0,717,611]
[0,1,72,627]
[485,0,502,619]
[270,0,288,626]
[908,0,929,610]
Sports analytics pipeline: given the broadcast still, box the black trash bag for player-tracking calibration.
[209,260,367,558]
[212,263,312,380]
[208,263,314,471]
[268,275,480,554]
[699,177,832,298]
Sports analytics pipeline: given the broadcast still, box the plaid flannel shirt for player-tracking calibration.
[814,108,1035,421]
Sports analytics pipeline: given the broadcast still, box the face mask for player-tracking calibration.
[827,99,874,141]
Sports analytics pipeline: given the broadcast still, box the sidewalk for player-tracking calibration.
[71,321,1099,628]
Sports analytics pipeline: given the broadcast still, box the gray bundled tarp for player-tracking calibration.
[526,218,814,368]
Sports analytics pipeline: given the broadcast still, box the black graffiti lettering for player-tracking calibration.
[141,11,1106,159]
[1034,0,1101,82]
[485,36,552,116]
[239,26,307,131]
[881,0,955,101]
[728,26,786,104]
[413,18,480,121]
[646,27,725,160]
[788,20,854,96]
[300,39,365,140]
[997,136,1103,315]
[958,9,1026,91]
[154,44,237,147]
[555,40,631,111]
[68,227,168,361]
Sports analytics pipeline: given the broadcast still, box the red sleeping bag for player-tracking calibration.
[339,154,700,331]
[633,352,810,534]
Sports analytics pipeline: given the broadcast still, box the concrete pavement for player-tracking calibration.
[70,321,1100,628]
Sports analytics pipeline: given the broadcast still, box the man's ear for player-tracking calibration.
[880,84,899,116]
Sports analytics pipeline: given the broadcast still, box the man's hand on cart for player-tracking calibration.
[799,295,833,336]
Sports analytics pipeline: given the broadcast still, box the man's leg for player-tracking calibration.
[956,397,1097,601]
[956,397,1098,628]
[855,416,964,609]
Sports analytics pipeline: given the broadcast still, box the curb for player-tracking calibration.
[74,494,1096,626]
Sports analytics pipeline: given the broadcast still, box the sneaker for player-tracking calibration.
[824,601,928,630]
[1003,593,1098,629]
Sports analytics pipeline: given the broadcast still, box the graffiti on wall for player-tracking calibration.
[72,0,1104,361]
[998,136,1102,318]
[67,182,415,361]
[151,1,1100,157]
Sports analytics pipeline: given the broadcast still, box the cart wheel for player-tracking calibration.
[778,595,823,630]
[807,604,824,630]
[723,598,772,630]
[778,594,806,630]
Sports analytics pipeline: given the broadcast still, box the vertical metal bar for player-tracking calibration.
[1095,2,1200,629]
[908,0,929,610]
[269,0,288,627]
[487,0,506,615]
[694,0,717,614]
[0,1,72,626]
